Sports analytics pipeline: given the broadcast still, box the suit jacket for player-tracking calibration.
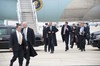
[85,26,90,39]
[47,26,58,46]
[22,27,37,57]
[61,25,71,42]
[70,26,77,35]
[43,26,48,39]
[22,27,35,45]
[85,26,90,34]
[9,31,26,52]
[70,26,78,42]
[77,27,87,37]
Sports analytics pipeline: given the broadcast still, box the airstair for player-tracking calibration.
[17,0,38,33]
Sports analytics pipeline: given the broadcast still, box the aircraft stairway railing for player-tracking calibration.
[17,0,38,33]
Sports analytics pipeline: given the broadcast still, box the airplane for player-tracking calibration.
[0,0,100,22]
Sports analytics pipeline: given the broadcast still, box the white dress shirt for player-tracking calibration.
[63,25,69,34]
[80,27,84,35]
[16,30,22,45]
[23,27,28,41]
[50,26,52,31]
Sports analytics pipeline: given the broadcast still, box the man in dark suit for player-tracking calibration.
[78,22,86,51]
[43,23,48,52]
[47,22,58,53]
[61,22,71,51]
[22,22,37,66]
[70,23,77,48]
[76,23,81,49]
[9,23,26,66]
[85,23,90,45]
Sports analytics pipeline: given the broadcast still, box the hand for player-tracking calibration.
[48,31,51,33]
[26,46,28,49]
[75,35,77,38]
[9,48,13,51]
[52,31,54,33]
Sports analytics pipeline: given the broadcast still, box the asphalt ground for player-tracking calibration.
[0,40,100,66]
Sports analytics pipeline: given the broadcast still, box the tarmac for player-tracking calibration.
[0,26,100,66]
[0,40,100,66]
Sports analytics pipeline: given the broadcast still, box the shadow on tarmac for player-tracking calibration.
[0,49,43,53]
[87,49,100,51]
[0,51,11,53]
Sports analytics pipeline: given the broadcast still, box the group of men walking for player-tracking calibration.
[9,21,90,66]
[9,22,37,66]
[43,22,90,53]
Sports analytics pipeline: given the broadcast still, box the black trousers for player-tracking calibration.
[70,35,76,48]
[48,37,54,52]
[79,35,86,51]
[44,38,48,51]
[77,35,80,48]
[64,35,69,50]
[24,42,30,66]
[85,34,90,45]
[10,46,24,66]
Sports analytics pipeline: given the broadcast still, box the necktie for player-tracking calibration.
[24,28,27,41]
[50,26,52,31]
[18,32,22,45]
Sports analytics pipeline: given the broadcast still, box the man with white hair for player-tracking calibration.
[21,22,37,66]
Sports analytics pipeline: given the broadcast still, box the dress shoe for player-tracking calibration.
[9,62,13,66]
[84,49,86,51]
[44,50,47,52]
[70,46,73,48]
[50,51,54,54]
[65,49,68,51]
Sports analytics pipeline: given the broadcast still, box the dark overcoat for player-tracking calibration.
[85,26,90,39]
[70,26,78,43]
[47,26,58,46]
[61,25,71,42]
[22,27,37,57]
[43,26,48,44]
